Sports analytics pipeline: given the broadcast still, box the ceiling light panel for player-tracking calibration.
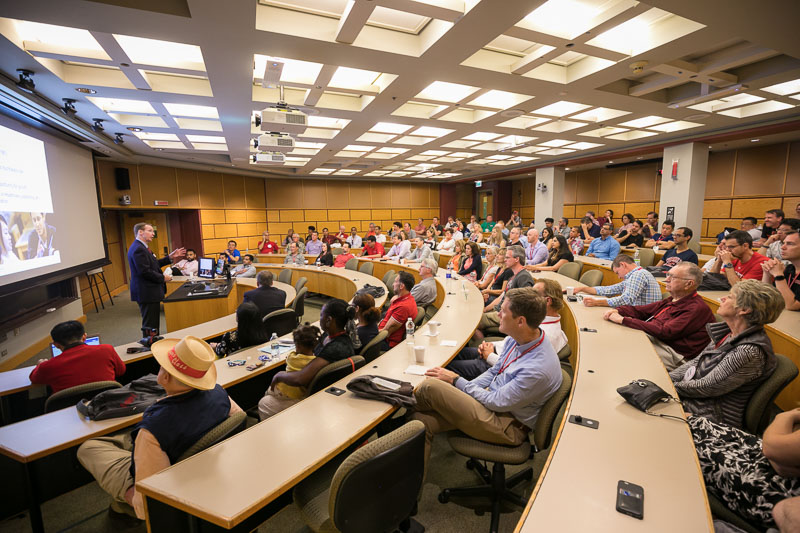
[416,81,480,103]
[570,107,631,122]
[370,122,413,134]
[87,97,156,114]
[442,140,480,149]
[192,143,228,150]
[687,94,765,113]
[329,66,381,91]
[497,116,551,129]
[108,113,169,128]
[393,136,435,145]
[532,120,586,132]
[532,101,591,117]
[114,34,206,70]
[14,20,109,58]
[717,101,794,118]
[357,132,396,143]
[344,144,374,151]
[468,90,533,109]
[537,148,576,155]
[133,132,180,141]
[539,139,572,147]
[579,126,629,137]
[586,8,705,57]
[308,116,350,129]
[606,130,658,140]
[565,142,604,150]
[164,103,219,118]
[411,126,454,137]
[517,0,624,40]
[618,115,670,128]
[310,168,335,174]
[144,140,187,149]
[646,121,703,132]
[377,147,409,154]
[761,78,800,96]
[174,118,223,131]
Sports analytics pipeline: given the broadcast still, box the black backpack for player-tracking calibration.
[356,284,386,298]
[76,374,166,420]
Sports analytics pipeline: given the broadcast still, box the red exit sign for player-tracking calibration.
[153,200,169,206]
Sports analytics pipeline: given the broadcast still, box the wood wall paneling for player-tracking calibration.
[350,209,371,220]
[349,182,372,209]
[304,209,327,221]
[624,202,656,218]
[733,143,787,197]
[707,219,740,237]
[563,173,577,204]
[786,142,800,195]
[598,203,625,220]
[267,210,280,222]
[430,184,440,209]
[279,210,304,222]
[244,177,266,209]
[197,171,225,208]
[702,199,732,219]
[391,183,411,208]
[783,196,800,215]
[598,169,626,203]
[176,168,200,207]
[200,209,226,224]
[372,209,392,220]
[266,179,302,208]
[370,183,391,208]
[97,161,141,207]
[705,150,736,197]
[731,198,783,219]
[246,210,267,223]
[302,180,327,209]
[225,210,248,223]
[624,165,659,202]
[409,183,428,208]
[328,209,350,219]
[139,165,178,206]
[575,170,600,204]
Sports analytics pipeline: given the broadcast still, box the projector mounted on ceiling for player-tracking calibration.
[252,152,286,165]
[255,132,295,152]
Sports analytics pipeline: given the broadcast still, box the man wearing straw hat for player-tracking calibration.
[77,336,241,519]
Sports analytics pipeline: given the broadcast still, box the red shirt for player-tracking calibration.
[334,253,355,268]
[379,293,419,347]
[29,344,126,393]
[724,252,768,280]
[322,234,339,246]
[258,240,278,254]
[362,243,385,256]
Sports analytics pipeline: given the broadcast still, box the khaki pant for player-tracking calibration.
[77,432,134,504]
[647,334,685,371]
[478,311,500,330]
[412,379,528,469]
[258,389,300,420]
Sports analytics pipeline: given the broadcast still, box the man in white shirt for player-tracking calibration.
[171,248,198,277]
[375,226,387,244]
[346,227,362,248]
[450,278,567,379]
[439,228,456,251]
[384,233,412,260]
[741,217,762,242]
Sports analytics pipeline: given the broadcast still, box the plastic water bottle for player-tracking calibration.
[405,317,415,345]
[270,333,279,357]
[653,244,659,254]
[634,248,640,266]
[315,256,321,268]
[446,263,453,292]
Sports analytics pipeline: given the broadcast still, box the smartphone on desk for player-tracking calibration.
[616,480,644,519]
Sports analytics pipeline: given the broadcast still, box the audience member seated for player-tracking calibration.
[231,254,256,277]
[615,219,644,248]
[481,214,496,232]
[575,254,662,308]
[597,209,614,231]
[469,228,484,244]
[528,235,574,272]
[305,226,316,242]
[689,411,800,531]
[762,230,800,311]
[375,226,387,244]
[365,222,377,238]
[211,301,270,357]
[304,231,323,256]
[579,216,601,241]
[171,248,198,276]
[615,213,635,237]
[360,235,385,258]
[414,217,427,235]
[506,227,524,249]
[703,241,726,273]
[346,227,362,248]
[448,279,568,380]
[508,210,522,229]
[352,292,381,348]
[439,228,457,252]
[474,246,501,290]
[410,258,438,308]
[476,246,535,339]
[642,211,659,239]
[284,242,306,265]
[654,227,698,267]
[556,217,570,239]
[445,216,456,230]
[29,320,125,393]
[78,336,241,519]
[319,228,336,247]
[404,236,432,263]
[389,221,403,239]
[481,248,511,307]
[333,243,355,268]
[755,209,785,248]
[313,242,334,267]
[384,232,412,260]
[760,218,800,261]
[585,223,621,260]
[413,287,562,468]
[243,270,287,318]
[458,241,483,282]
[710,230,768,286]
[379,271,418,348]
[496,220,510,237]
[221,240,241,264]
[281,229,294,246]
[290,233,305,253]
[671,279,784,428]
[488,225,507,248]
[603,263,713,370]
[542,217,555,236]
[334,226,347,244]
[430,216,444,236]
[257,231,278,254]
[540,226,555,246]
[257,324,320,419]
[447,240,466,272]
[644,220,677,249]
[403,222,417,239]
[260,300,356,419]
[567,226,584,256]
[740,217,762,241]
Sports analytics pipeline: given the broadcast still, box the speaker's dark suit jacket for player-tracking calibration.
[128,239,171,303]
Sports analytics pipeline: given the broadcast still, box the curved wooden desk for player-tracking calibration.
[515,271,712,532]
[136,266,483,530]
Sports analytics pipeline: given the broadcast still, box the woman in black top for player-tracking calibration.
[315,242,334,267]
[541,227,555,246]
[352,292,381,349]
[269,298,356,392]
[211,301,270,357]
[458,241,484,282]
[531,235,574,271]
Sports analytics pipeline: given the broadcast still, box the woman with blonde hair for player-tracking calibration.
[488,225,506,248]
[447,239,466,272]
[474,245,501,289]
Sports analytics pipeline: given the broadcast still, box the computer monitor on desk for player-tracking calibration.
[198,258,214,279]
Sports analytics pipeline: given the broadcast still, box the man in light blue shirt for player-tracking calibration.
[585,223,620,260]
[525,228,548,265]
[413,287,563,466]
[575,254,662,308]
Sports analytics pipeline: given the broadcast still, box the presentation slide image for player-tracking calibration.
[0,210,60,275]
[0,125,53,213]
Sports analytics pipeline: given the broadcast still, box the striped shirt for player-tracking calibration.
[594,266,662,308]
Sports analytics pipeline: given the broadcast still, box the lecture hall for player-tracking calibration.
[1,1,800,532]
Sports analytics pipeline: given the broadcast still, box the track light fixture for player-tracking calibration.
[114,133,125,145]
[61,98,77,116]
[91,119,104,132]
[15,69,35,93]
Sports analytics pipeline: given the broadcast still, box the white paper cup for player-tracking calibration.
[414,345,425,364]
[428,322,440,335]
[566,287,575,296]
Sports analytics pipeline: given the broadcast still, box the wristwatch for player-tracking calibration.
[724,263,734,269]
[774,275,786,281]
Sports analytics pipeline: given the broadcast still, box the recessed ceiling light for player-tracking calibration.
[532,100,591,117]
[416,81,479,103]
[75,87,97,94]
[751,139,760,142]
[114,34,205,70]
[609,160,614,164]
[126,127,143,132]
[370,122,412,134]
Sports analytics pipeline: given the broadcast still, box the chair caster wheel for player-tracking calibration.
[438,491,450,504]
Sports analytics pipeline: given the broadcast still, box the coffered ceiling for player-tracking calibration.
[0,0,799,181]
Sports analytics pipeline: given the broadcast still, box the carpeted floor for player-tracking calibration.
[3,291,548,533]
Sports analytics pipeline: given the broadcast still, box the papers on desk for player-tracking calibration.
[440,340,457,347]
[258,345,295,356]
[405,365,429,376]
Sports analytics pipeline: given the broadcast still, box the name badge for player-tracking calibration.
[683,366,696,381]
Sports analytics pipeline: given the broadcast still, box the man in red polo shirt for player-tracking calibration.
[711,230,768,286]
[379,271,418,347]
[360,235,385,258]
[30,321,126,393]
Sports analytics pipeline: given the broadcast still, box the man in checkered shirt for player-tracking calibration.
[574,254,662,308]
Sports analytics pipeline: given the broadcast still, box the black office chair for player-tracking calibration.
[262,308,297,338]
[278,269,293,285]
[744,353,798,435]
[413,306,425,328]
[293,420,426,533]
[177,411,247,461]
[44,381,122,413]
[307,355,365,395]
[292,287,308,325]
[359,330,389,363]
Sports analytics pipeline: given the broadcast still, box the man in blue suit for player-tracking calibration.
[128,223,184,343]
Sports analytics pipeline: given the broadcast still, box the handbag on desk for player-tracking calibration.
[617,379,685,422]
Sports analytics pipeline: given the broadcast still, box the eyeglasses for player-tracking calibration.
[665,273,693,281]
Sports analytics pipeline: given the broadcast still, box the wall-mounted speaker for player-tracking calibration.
[114,167,131,190]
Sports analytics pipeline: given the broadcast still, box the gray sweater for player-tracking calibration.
[669,321,776,429]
